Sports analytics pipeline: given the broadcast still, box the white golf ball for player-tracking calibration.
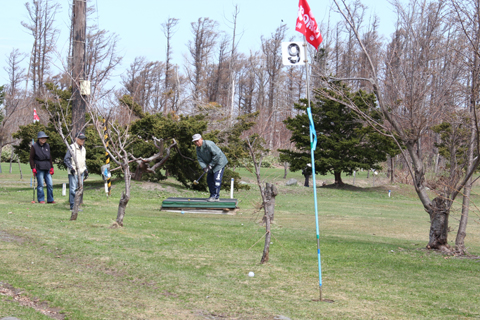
[248,271,254,277]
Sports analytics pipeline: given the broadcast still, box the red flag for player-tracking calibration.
[295,0,323,50]
[33,108,40,123]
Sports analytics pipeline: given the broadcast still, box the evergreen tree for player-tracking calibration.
[129,113,249,191]
[280,83,398,185]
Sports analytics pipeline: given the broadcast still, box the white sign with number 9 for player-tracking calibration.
[282,42,305,66]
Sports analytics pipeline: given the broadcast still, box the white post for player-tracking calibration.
[62,183,66,196]
[105,182,108,194]
[230,178,234,199]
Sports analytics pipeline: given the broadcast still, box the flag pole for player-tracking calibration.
[303,36,322,301]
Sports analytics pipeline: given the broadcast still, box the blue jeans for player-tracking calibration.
[36,170,54,203]
[207,167,225,199]
[68,173,84,209]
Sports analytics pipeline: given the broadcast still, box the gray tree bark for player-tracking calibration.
[116,164,131,227]
[261,182,278,264]
[71,0,86,136]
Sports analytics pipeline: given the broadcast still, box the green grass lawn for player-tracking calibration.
[0,163,479,319]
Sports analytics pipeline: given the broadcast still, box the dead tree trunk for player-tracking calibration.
[283,162,288,179]
[260,182,278,264]
[132,138,174,181]
[9,150,14,173]
[17,155,23,180]
[133,161,148,181]
[116,164,131,226]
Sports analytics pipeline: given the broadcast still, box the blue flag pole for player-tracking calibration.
[303,37,322,301]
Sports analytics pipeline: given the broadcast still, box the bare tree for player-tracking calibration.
[90,100,177,226]
[237,52,261,115]
[1,49,29,150]
[85,26,122,96]
[261,24,287,148]
[21,0,60,96]
[450,0,480,254]
[121,58,166,113]
[161,17,180,115]
[325,0,474,252]
[244,133,276,264]
[187,18,219,109]
[207,36,229,105]
[225,5,242,123]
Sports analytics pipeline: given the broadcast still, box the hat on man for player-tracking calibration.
[37,131,49,139]
[192,134,202,142]
[307,163,311,167]
[76,132,87,140]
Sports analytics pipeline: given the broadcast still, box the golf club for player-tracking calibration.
[193,171,207,185]
[32,171,36,203]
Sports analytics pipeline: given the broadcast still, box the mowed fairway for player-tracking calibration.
[1,163,479,319]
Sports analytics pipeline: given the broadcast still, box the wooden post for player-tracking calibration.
[71,0,87,136]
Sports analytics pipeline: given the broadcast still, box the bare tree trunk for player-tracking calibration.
[427,197,450,251]
[9,150,14,173]
[283,162,288,179]
[116,164,131,226]
[261,182,278,264]
[456,177,471,254]
[162,17,179,115]
[456,44,479,253]
[386,155,391,179]
[17,155,23,180]
[390,156,395,184]
[133,163,146,181]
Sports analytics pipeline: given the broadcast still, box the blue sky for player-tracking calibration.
[0,0,396,88]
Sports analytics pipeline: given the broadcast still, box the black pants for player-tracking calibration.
[304,175,310,187]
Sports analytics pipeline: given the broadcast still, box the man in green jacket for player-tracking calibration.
[192,134,228,202]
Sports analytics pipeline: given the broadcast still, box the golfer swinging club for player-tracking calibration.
[192,134,228,202]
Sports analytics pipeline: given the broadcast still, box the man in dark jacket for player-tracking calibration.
[193,133,228,202]
[302,163,312,187]
[29,131,55,203]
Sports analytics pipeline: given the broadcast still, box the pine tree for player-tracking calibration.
[280,83,398,186]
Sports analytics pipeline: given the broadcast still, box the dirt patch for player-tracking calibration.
[137,181,179,194]
[0,230,24,243]
[138,181,166,191]
[0,282,65,319]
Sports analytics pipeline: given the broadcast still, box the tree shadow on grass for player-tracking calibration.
[320,183,389,193]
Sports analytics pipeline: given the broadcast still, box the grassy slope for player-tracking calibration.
[0,163,479,319]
